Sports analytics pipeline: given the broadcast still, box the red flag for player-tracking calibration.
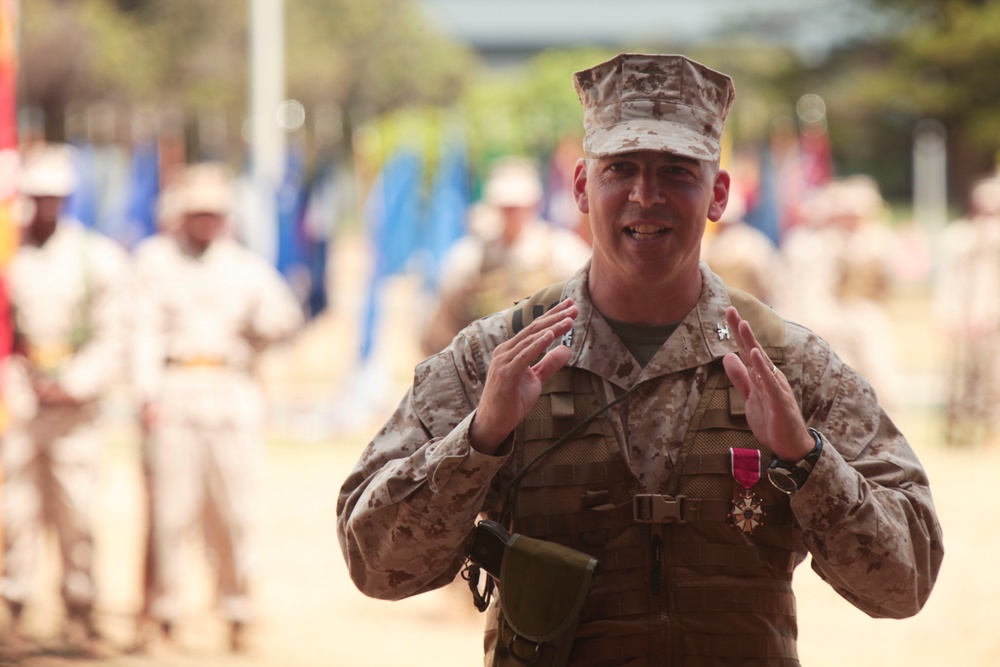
[0,0,20,431]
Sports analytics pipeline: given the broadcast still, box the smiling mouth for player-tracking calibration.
[625,224,669,240]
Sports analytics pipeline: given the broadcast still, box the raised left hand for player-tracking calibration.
[721,306,814,461]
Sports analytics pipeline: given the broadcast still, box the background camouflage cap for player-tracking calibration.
[573,53,735,161]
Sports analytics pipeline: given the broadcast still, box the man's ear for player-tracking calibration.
[707,168,731,222]
[573,158,589,214]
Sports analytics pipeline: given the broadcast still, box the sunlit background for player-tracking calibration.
[2,1,999,665]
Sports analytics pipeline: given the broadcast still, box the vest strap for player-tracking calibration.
[570,633,651,662]
[580,586,797,623]
[506,281,569,334]
[521,417,612,442]
[519,461,626,488]
[683,631,798,660]
[673,543,797,573]
[675,586,796,615]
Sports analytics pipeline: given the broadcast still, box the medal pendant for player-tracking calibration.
[730,489,765,534]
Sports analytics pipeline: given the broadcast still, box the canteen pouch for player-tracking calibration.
[470,520,598,667]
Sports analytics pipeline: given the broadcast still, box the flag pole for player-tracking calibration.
[249,0,285,263]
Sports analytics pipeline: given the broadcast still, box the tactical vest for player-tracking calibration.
[490,284,799,667]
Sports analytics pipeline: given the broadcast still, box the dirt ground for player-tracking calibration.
[3,239,999,666]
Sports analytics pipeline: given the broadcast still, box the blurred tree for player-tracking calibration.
[817,0,1000,204]
[20,0,476,152]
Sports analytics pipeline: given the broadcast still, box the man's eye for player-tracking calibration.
[666,165,693,176]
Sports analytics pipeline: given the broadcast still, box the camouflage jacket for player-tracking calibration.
[337,263,943,619]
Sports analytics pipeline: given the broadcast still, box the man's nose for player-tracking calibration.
[628,171,666,208]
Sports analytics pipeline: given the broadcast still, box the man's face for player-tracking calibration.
[30,195,63,225]
[573,150,729,290]
[181,210,226,250]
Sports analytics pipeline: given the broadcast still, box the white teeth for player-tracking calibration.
[626,225,667,239]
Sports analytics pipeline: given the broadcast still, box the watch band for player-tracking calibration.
[767,428,823,494]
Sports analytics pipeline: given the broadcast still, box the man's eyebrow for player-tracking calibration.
[601,152,701,166]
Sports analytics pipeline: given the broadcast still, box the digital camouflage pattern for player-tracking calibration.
[337,264,943,622]
[573,54,735,161]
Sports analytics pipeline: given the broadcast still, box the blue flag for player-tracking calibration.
[421,139,469,291]
[745,144,782,247]
[119,138,160,248]
[65,142,99,229]
[359,149,423,361]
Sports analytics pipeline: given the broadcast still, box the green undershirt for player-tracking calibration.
[603,316,681,367]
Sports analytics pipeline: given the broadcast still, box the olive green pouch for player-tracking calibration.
[492,531,598,667]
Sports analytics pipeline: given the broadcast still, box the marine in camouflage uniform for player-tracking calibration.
[701,188,779,304]
[776,177,901,410]
[2,145,129,654]
[934,174,1000,445]
[338,54,943,666]
[421,157,592,356]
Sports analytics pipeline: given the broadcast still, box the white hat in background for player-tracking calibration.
[484,158,543,208]
[20,143,77,198]
[177,162,234,216]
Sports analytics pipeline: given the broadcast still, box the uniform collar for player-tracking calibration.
[564,262,739,389]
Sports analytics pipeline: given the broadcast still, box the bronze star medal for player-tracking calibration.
[729,448,765,534]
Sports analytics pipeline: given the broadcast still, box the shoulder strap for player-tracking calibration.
[726,286,784,363]
[663,288,787,494]
[506,281,568,335]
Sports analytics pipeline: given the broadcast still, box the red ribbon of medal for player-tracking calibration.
[729,448,765,534]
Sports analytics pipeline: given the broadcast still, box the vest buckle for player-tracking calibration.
[632,494,685,523]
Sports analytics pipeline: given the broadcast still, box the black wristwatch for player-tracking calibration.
[767,428,823,495]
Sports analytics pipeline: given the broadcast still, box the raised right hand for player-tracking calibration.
[469,299,578,455]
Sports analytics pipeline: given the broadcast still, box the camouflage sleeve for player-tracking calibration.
[786,324,944,618]
[336,333,510,601]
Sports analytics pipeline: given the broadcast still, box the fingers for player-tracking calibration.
[725,307,774,374]
[722,352,751,399]
[725,306,788,393]
[500,299,577,364]
[532,343,573,384]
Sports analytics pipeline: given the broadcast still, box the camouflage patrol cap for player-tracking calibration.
[573,53,735,161]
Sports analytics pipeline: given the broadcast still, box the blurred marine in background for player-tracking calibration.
[420,157,592,356]
[934,173,1000,446]
[130,163,303,653]
[1,143,129,657]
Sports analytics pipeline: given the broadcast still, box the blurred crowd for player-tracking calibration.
[0,136,997,660]
[0,144,303,659]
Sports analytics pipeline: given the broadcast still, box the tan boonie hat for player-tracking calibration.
[573,53,735,162]
[177,162,233,216]
[484,157,543,208]
[20,143,77,197]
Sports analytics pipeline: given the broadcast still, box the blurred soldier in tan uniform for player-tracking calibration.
[701,188,779,304]
[778,176,900,409]
[338,54,941,666]
[1,144,129,653]
[131,163,303,651]
[934,174,1000,445]
[421,157,592,355]
[128,181,182,643]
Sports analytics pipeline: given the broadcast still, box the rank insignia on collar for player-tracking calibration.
[730,489,765,534]
[717,322,730,341]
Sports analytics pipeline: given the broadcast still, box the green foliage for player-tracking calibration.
[20,0,476,144]
[837,0,1000,193]
[461,48,613,166]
